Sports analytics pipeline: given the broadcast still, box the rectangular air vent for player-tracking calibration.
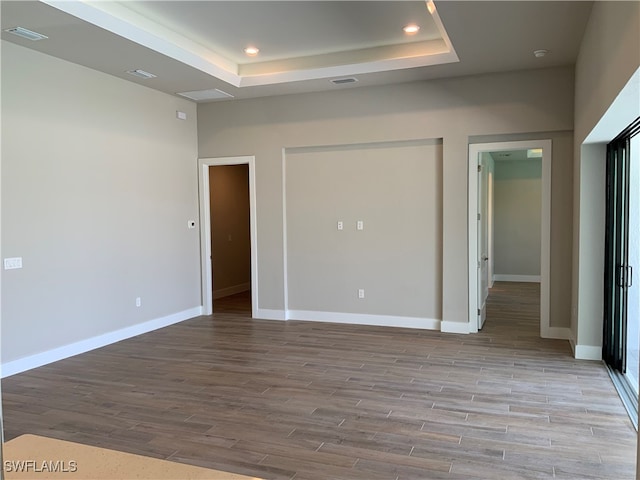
[176,89,234,101]
[4,27,48,41]
[126,69,157,79]
[330,77,358,85]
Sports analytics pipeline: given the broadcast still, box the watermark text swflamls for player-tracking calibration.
[4,460,78,473]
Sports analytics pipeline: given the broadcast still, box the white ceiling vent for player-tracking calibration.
[176,89,234,101]
[330,77,359,85]
[4,27,48,41]
[126,69,157,79]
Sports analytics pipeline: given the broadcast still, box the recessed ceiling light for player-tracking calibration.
[533,49,549,58]
[4,26,48,41]
[403,24,420,35]
[126,69,157,79]
[244,46,260,57]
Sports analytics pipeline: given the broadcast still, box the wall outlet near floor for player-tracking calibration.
[135,297,141,307]
[358,289,365,299]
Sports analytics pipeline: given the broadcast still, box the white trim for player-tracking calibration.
[574,344,602,361]
[468,140,552,336]
[213,282,251,300]
[255,309,286,321]
[1,307,202,378]
[287,310,440,330]
[281,148,290,320]
[542,327,571,340]
[493,274,541,283]
[441,320,471,334]
[43,1,458,90]
[198,156,258,319]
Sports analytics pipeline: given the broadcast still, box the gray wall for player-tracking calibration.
[573,1,640,351]
[286,140,442,319]
[569,1,640,466]
[493,159,542,278]
[1,41,200,364]
[198,66,575,330]
[209,165,251,296]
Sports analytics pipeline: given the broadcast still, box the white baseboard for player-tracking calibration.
[213,282,251,300]
[541,326,571,340]
[1,306,203,378]
[440,320,470,334]
[493,275,541,283]
[573,343,602,361]
[286,310,440,330]
[254,308,286,321]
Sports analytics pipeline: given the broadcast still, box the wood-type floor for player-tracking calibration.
[2,283,637,479]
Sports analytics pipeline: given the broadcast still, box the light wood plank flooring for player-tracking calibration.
[2,283,636,479]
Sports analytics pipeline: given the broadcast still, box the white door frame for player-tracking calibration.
[198,156,258,318]
[468,140,552,336]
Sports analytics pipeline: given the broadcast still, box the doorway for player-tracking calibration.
[198,156,258,317]
[468,140,552,336]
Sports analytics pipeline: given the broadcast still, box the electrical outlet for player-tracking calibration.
[358,289,365,299]
[337,221,343,231]
[357,220,364,231]
[136,297,141,307]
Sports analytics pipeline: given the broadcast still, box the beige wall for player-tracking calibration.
[493,159,542,278]
[286,140,442,320]
[198,66,575,329]
[1,41,200,364]
[209,165,251,297]
[573,1,640,353]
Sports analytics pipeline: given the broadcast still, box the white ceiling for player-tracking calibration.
[1,1,594,102]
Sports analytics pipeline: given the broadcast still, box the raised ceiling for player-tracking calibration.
[1,1,594,102]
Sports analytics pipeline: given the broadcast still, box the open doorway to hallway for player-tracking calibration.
[209,165,252,313]
[468,140,552,337]
[197,156,258,319]
[484,150,542,330]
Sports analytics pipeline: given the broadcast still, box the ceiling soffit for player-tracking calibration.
[40,0,459,89]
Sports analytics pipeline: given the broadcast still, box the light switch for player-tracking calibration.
[357,220,364,231]
[176,111,187,120]
[4,257,22,270]
[337,221,343,231]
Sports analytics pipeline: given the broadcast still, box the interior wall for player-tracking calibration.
[493,159,542,278]
[198,66,575,329]
[286,140,442,321]
[573,1,640,355]
[209,165,251,298]
[1,41,200,366]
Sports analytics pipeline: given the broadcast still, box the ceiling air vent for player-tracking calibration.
[126,69,157,79]
[4,27,48,41]
[330,77,358,85]
[176,89,234,102]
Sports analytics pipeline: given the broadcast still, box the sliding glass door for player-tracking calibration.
[604,117,640,425]
[627,133,640,394]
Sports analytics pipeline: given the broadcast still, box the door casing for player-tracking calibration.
[468,140,558,337]
[198,156,258,317]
